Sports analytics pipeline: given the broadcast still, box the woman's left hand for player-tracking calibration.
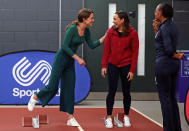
[172,52,184,60]
[127,72,134,81]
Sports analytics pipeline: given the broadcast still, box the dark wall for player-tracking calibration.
[0,0,188,92]
[0,0,59,55]
[0,0,83,56]
[173,0,189,50]
[61,0,83,58]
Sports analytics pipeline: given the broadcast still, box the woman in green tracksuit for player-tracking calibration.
[27,8,105,126]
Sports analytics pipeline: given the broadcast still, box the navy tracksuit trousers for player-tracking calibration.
[155,57,182,131]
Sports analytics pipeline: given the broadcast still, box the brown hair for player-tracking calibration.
[112,11,130,36]
[65,8,94,31]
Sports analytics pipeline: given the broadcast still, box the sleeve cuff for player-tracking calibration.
[102,64,107,68]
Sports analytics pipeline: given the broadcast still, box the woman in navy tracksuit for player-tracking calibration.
[153,3,183,131]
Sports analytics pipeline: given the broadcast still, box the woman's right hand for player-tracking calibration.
[72,54,86,66]
[153,19,160,34]
[99,30,108,44]
[99,34,106,44]
[77,57,86,66]
[101,68,107,78]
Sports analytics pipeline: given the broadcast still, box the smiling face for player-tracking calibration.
[113,14,124,29]
[155,5,162,21]
[83,13,94,27]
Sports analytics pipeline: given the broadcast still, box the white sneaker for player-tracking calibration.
[104,118,113,128]
[28,94,37,111]
[114,116,123,128]
[124,116,131,127]
[32,117,39,128]
[67,117,79,127]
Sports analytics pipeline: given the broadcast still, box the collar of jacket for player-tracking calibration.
[159,18,172,28]
[108,25,134,36]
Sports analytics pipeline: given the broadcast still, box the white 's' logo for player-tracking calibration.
[12,57,52,86]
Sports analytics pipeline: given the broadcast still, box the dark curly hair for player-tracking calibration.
[157,3,173,18]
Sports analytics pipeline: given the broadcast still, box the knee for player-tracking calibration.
[49,88,58,93]
[108,90,116,96]
[107,93,116,100]
[160,95,172,106]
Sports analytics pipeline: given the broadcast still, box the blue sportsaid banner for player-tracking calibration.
[0,51,91,104]
[177,50,189,102]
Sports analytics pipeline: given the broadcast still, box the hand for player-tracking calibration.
[127,72,134,81]
[101,68,107,78]
[178,52,184,60]
[99,31,108,44]
[153,19,160,29]
[172,52,184,60]
[99,34,106,44]
[77,57,86,66]
[153,19,160,34]
[72,54,86,66]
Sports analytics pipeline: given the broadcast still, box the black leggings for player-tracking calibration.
[106,63,131,115]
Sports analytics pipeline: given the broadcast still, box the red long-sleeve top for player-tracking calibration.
[101,26,139,73]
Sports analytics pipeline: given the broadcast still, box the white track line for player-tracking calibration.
[77,125,84,131]
[131,107,163,128]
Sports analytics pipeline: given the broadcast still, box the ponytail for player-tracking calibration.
[65,20,79,31]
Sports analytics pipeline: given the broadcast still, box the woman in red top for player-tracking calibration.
[101,11,139,128]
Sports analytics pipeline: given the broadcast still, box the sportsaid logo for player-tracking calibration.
[12,56,55,99]
[0,51,90,104]
[12,57,52,86]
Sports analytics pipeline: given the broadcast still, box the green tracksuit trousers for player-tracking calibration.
[37,50,75,114]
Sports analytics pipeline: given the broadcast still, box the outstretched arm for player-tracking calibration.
[85,28,105,49]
